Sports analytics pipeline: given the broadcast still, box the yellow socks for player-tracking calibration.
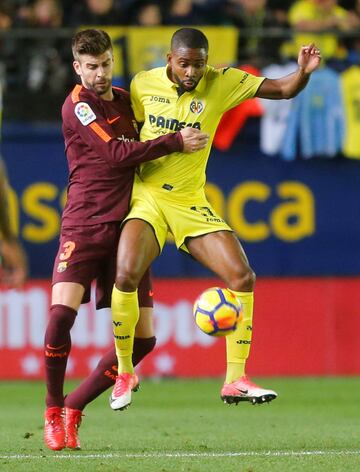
[225,291,254,384]
[111,286,139,374]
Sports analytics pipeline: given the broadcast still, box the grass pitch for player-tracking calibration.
[0,377,359,471]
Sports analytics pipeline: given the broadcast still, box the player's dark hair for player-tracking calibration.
[171,28,209,53]
[72,29,112,60]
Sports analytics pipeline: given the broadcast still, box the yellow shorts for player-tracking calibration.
[124,179,232,253]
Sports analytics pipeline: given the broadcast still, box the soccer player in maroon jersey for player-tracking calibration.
[43,28,208,451]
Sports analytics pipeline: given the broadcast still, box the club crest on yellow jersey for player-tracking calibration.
[190,99,204,114]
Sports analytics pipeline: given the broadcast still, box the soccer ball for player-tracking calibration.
[193,287,242,337]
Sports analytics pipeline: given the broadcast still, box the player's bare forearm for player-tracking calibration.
[256,44,321,100]
[0,160,14,241]
[256,68,311,99]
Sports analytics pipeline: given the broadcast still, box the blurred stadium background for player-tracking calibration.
[1,0,360,383]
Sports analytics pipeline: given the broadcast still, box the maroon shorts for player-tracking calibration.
[52,222,153,309]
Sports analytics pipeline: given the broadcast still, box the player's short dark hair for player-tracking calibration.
[171,28,209,53]
[72,29,112,60]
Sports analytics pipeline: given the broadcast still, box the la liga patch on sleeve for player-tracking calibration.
[74,102,97,126]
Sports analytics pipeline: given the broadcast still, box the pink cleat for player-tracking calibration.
[65,407,82,449]
[109,373,139,411]
[44,407,65,451]
[221,375,277,405]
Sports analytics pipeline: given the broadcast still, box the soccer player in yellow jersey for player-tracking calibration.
[110,28,322,410]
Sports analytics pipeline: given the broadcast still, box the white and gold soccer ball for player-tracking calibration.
[193,287,242,337]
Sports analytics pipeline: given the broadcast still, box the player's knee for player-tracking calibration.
[48,304,77,331]
[115,269,140,291]
[228,266,256,292]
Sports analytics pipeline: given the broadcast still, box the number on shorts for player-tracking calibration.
[59,241,76,261]
[190,206,215,218]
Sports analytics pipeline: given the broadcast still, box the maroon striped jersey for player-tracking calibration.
[61,84,182,226]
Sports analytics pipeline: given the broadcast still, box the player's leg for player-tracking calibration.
[186,231,277,405]
[44,281,84,451]
[44,223,111,450]
[64,328,156,409]
[64,309,156,449]
[186,230,254,379]
[45,282,84,407]
[110,219,160,410]
[64,270,156,415]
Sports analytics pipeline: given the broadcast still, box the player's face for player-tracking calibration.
[73,50,114,96]
[167,47,208,91]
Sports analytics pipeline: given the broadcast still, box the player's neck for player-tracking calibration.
[99,89,114,101]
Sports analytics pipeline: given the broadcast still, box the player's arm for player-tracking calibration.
[255,44,321,100]
[0,159,27,288]
[0,159,13,241]
[69,101,207,169]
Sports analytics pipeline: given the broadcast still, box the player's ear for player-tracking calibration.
[166,53,172,65]
[73,60,81,76]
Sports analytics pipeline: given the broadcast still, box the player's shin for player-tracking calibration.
[64,337,156,411]
[225,291,254,383]
[111,286,140,374]
[44,304,77,407]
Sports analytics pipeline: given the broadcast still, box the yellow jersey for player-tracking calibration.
[130,65,264,195]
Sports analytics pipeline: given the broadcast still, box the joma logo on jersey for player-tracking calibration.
[190,99,204,114]
[149,114,201,131]
[150,96,171,103]
[240,73,249,84]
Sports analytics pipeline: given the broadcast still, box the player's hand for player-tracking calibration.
[180,128,209,153]
[0,238,28,288]
[298,44,321,74]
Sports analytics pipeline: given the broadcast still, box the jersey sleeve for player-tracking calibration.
[218,68,265,113]
[65,96,182,169]
[130,74,145,123]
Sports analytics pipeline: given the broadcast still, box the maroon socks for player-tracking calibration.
[64,336,156,411]
[44,304,77,407]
